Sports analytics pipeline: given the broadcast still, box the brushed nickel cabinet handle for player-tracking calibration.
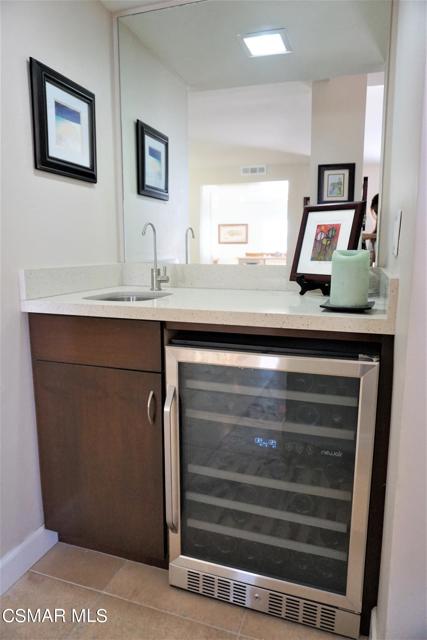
[147,390,156,425]
[164,384,179,533]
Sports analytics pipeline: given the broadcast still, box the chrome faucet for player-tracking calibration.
[142,222,169,291]
[185,226,195,264]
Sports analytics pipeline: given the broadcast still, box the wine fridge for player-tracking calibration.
[164,342,379,638]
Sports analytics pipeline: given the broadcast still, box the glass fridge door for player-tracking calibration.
[165,348,379,611]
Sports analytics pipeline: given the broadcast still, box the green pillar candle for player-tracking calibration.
[330,250,370,306]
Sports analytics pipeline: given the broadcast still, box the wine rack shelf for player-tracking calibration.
[188,464,352,502]
[187,518,348,561]
[186,408,355,441]
[186,379,358,407]
[186,491,347,533]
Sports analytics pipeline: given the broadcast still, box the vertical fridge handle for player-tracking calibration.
[164,384,179,533]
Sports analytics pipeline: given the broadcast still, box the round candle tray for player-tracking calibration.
[320,300,375,313]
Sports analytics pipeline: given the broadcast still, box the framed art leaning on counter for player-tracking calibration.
[290,202,365,286]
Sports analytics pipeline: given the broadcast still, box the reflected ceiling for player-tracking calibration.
[189,82,312,166]
[121,0,391,90]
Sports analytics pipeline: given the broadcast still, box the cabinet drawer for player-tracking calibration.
[29,314,162,372]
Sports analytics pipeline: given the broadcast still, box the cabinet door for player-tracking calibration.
[33,361,165,566]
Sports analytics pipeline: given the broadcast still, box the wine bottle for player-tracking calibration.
[260,457,286,480]
[295,404,321,425]
[239,541,261,573]
[273,520,291,540]
[265,547,286,576]
[318,528,345,549]
[247,401,264,420]
[329,406,346,427]
[191,475,214,495]
[292,374,313,392]
[336,378,358,397]
[289,494,316,515]
[215,451,237,471]
[214,535,237,561]
[189,530,209,556]
[234,484,258,504]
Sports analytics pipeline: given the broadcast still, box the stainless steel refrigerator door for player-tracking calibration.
[164,346,379,615]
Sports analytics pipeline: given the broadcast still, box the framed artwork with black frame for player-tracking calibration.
[318,163,355,204]
[29,58,97,183]
[290,202,364,293]
[136,120,169,200]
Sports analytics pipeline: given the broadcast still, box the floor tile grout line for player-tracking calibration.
[101,587,241,637]
[29,569,241,637]
[42,541,130,567]
[236,609,247,639]
[30,569,107,596]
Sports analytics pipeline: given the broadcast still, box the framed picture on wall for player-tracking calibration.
[317,163,355,204]
[136,120,169,200]
[218,223,248,244]
[29,58,97,183]
[290,202,364,283]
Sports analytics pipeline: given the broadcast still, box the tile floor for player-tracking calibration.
[0,543,356,640]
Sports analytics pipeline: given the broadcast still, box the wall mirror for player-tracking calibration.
[118,0,392,268]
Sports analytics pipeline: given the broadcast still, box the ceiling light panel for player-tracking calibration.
[241,29,292,58]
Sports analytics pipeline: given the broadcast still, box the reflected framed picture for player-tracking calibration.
[290,202,364,283]
[30,58,97,183]
[318,163,355,204]
[218,223,248,244]
[136,120,169,200]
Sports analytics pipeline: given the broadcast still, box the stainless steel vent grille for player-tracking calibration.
[285,596,300,622]
[217,578,231,602]
[171,563,360,638]
[267,592,337,632]
[232,582,247,606]
[187,570,200,593]
[186,570,247,606]
[202,574,215,597]
[268,593,283,617]
[302,602,318,626]
[188,570,336,632]
[320,608,337,632]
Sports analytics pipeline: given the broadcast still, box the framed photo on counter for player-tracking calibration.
[290,202,364,283]
[30,58,97,183]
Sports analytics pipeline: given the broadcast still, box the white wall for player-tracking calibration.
[199,181,288,264]
[119,22,188,263]
[0,0,118,562]
[310,75,367,203]
[375,1,427,638]
[189,162,309,271]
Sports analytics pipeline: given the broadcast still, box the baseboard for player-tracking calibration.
[370,606,378,640]
[0,526,58,594]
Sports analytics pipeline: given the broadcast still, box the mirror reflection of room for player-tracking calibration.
[118,1,390,266]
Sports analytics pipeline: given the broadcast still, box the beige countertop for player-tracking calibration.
[21,284,396,334]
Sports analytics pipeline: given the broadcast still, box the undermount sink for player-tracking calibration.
[84,291,172,302]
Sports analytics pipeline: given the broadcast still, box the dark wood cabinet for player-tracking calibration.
[30,315,166,567]
[29,314,162,372]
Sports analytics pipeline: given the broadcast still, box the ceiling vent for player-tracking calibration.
[240,164,267,177]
